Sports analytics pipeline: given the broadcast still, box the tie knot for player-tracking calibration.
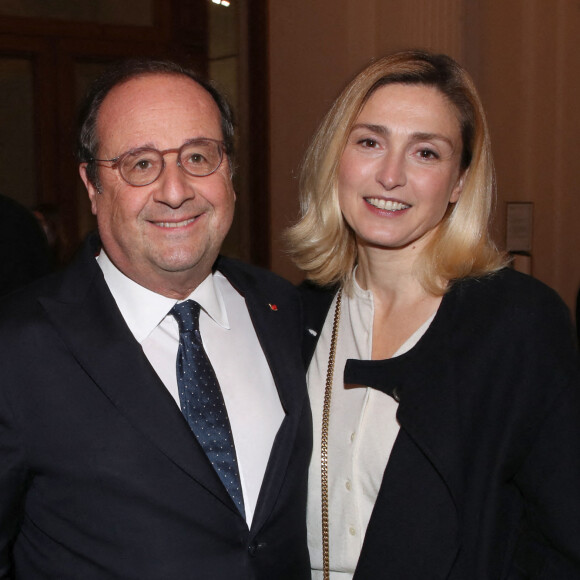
[171,300,201,334]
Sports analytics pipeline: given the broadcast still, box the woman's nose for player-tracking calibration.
[376,151,407,190]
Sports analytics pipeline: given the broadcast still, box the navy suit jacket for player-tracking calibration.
[0,236,311,580]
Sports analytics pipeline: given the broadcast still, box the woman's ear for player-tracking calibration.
[450,168,468,204]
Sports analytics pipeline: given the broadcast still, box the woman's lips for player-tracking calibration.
[365,198,410,211]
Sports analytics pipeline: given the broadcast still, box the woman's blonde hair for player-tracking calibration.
[286,50,505,294]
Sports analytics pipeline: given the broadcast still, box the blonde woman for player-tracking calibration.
[288,50,580,579]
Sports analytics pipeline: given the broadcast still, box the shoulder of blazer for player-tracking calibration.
[448,268,574,342]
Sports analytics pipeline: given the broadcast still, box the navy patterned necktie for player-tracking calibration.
[171,300,245,518]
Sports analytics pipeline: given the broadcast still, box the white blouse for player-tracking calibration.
[307,280,433,580]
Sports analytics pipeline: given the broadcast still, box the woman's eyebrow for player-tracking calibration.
[351,123,388,136]
[351,124,454,147]
[411,132,454,147]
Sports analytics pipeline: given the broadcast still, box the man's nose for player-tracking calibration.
[153,156,194,207]
[376,150,407,190]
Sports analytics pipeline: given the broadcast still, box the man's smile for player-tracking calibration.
[152,216,199,228]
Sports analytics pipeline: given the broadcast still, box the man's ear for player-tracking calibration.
[450,168,468,204]
[79,163,99,216]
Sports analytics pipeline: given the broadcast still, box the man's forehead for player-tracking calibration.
[114,71,201,92]
[102,74,214,114]
[96,73,222,146]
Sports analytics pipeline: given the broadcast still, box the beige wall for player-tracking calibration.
[268,0,580,316]
[474,0,580,315]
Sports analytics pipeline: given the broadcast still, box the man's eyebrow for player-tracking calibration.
[123,137,214,151]
[119,142,157,154]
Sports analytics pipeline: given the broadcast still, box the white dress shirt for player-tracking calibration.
[307,278,434,580]
[97,251,285,526]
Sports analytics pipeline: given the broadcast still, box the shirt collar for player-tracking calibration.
[97,250,230,343]
[351,265,373,302]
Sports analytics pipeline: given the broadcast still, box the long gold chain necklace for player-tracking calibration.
[321,288,342,580]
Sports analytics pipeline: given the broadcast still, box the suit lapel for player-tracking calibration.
[39,241,236,514]
[216,257,308,532]
[299,280,337,368]
[244,290,304,532]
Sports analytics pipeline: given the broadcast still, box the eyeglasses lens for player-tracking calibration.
[119,140,223,186]
[120,150,164,186]
[179,141,222,178]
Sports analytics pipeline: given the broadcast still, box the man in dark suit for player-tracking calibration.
[0,60,310,579]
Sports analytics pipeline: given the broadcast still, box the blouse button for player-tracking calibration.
[350,432,356,442]
[349,526,356,536]
[345,480,352,491]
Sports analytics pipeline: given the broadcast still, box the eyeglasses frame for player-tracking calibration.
[90,138,226,187]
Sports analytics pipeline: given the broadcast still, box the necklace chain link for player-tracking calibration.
[321,289,342,580]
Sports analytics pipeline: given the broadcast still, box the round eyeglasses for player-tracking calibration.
[91,138,225,187]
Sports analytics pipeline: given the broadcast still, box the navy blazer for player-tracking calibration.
[0,236,311,580]
[301,269,580,579]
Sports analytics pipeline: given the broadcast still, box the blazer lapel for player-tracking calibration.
[350,357,462,578]
[345,290,464,578]
[39,241,236,514]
